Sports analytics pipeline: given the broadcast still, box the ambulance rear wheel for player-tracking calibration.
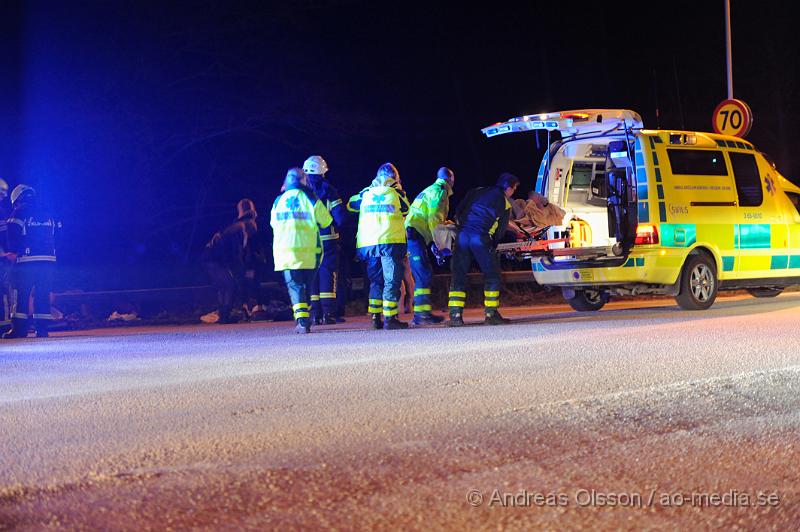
[566,289,608,312]
[675,254,718,310]
[747,287,783,298]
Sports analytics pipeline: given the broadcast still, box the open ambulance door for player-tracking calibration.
[606,139,638,257]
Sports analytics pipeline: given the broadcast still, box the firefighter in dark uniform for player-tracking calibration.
[200,199,258,324]
[303,155,348,325]
[447,173,519,327]
[0,178,11,334]
[3,185,60,339]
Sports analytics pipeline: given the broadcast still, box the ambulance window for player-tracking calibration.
[570,163,593,188]
[666,149,728,176]
[729,152,763,207]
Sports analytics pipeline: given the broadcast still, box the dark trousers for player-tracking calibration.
[448,230,501,315]
[10,261,55,332]
[364,244,406,319]
[407,228,434,315]
[311,240,339,317]
[283,269,317,321]
[0,262,10,328]
[204,261,236,322]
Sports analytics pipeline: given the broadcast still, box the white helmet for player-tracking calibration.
[11,184,35,206]
[302,155,329,176]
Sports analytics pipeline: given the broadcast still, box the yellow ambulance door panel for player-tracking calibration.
[658,144,738,278]
[731,151,786,279]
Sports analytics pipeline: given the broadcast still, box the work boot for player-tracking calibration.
[370,313,383,330]
[412,313,445,326]
[35,320,49,338]
[321,313,338,325]
[484,310,511,325]
[446,313,465,327]
[2,318,28,339]
[294,317,311,334]
[383,316,408,330]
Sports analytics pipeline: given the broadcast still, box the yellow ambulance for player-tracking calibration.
[483,109,800,310]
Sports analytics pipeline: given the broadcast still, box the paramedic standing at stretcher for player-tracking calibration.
[404,167,454,325]
[447,173,518,327]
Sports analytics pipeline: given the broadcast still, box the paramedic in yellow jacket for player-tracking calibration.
[271,167,333,334]
[404,167,454,325]
[347,163,411,330]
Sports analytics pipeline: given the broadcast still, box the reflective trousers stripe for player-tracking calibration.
[310,295,320,302]
[293,302,310,319]
[319,292,336,299]
[448,290,466,309]
[484,300,500,308]
[413,288,431,296]
[413,305,432,312]
[383,308,399,317]
[484,290,500,297]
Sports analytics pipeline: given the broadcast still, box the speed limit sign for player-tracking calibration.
[712,99,753,138]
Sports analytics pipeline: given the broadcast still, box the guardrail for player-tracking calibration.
[52,270,537,315]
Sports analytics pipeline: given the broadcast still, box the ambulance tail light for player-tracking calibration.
[634,224,659,245]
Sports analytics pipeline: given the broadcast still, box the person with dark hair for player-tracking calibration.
[347,162,411,330]
[404,166,455,325]
[0,179,12,335]
[271,167,333,334]
[201,198,259,325]
[447,172,519,327]
[3,184,60,339]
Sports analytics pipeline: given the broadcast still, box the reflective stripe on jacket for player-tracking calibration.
[405,178,451,244]
[271,186,333,271]
[348,185,409,249]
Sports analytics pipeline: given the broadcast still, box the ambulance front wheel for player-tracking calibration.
[565,288,608,312]
[675,253,718,310]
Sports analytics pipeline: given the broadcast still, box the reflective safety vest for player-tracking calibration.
[349,185,409,249]
[405,178,451,244]
[271,186,333,271]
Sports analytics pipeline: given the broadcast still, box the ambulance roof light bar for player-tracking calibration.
[481,109,644,138]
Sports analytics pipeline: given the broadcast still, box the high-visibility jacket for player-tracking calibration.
[405,178,452,244]
[347,183,409,251]
[6,204,59,263]
[271,185,333,271]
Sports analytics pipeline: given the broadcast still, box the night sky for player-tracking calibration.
[1,1,798,290]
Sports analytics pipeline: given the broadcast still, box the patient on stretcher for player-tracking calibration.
[509,192,566,238]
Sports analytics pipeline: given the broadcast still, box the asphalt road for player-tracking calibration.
[2,293,800,530]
